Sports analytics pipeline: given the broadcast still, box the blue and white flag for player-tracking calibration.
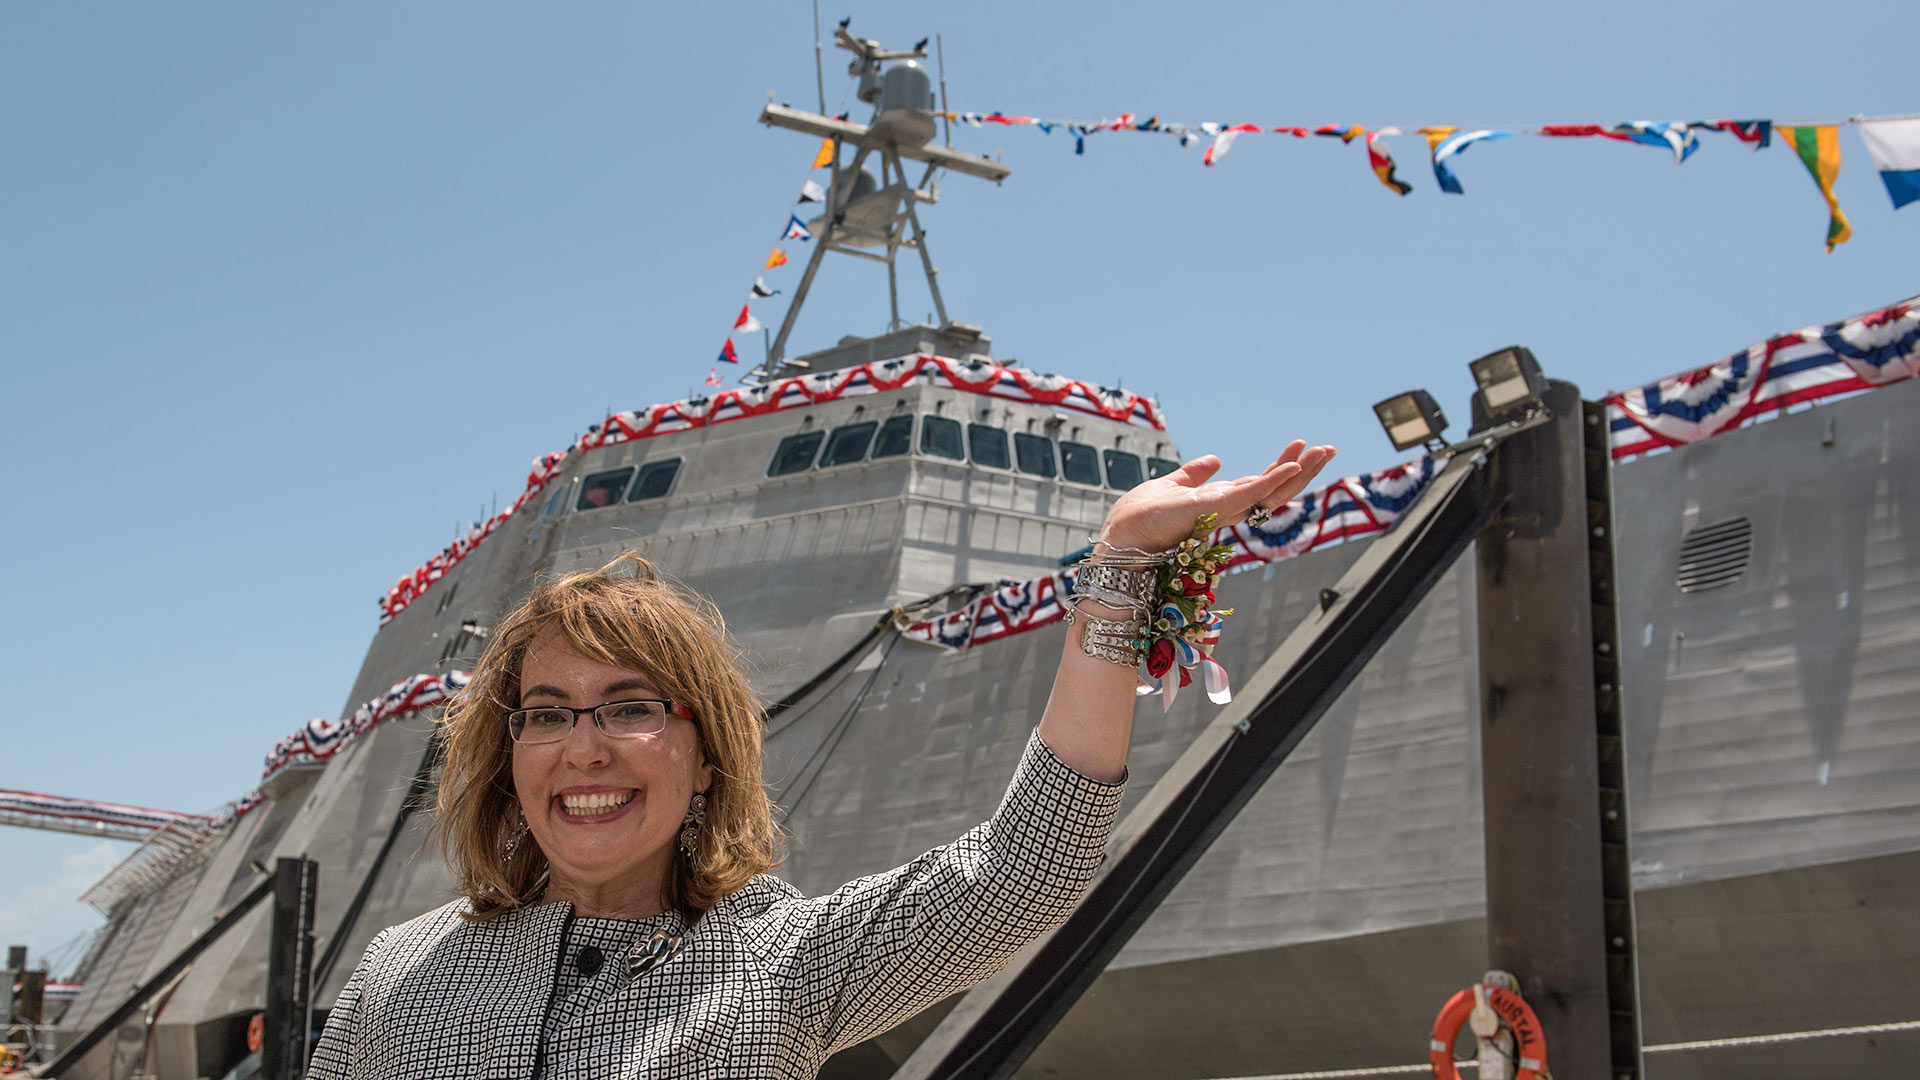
[782,215,813,242]
[1610,121,1700,166]
[1427,129,1514,194]
[1859,118,1920,209]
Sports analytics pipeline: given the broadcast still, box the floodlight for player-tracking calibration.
[1372,390,1449,452]
[1467,345,1549,433]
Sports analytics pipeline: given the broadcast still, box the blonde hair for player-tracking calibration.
[435,552,778,921]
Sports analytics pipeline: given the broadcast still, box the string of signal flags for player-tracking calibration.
[943,110,1920,252]
[702,141,840,386]
[705,112,1919,382]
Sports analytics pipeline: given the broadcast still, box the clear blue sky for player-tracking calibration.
[2,0,1910,967]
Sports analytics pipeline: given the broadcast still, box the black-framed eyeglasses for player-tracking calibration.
[505,699,697,744]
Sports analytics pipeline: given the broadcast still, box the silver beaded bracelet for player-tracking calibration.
[1076,611,1144,666]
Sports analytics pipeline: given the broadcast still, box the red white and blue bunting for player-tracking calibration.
[0,789,214,839]
[260,671,469,785]
[206,674,472,838]
[1605,297,1919,459]
[379,356,1164,625]
[902,456,1446,651]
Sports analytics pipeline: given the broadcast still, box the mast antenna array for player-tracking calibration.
[749,21,1009,384]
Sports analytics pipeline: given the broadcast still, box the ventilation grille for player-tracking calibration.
[1677,516,1753,593]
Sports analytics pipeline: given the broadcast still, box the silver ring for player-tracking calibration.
[1246,503,1272,528]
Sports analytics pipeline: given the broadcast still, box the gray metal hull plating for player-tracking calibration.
[53,368,1920,1079]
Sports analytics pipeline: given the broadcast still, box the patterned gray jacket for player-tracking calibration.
[307,731,1124,1079]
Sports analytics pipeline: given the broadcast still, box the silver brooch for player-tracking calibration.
[626,929,685,978]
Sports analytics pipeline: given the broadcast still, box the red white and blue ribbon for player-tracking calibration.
[1606,297,1920,459]
[378,356,1164,625]
[902,455,1447,653]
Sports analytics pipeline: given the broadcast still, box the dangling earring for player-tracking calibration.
[678,793,707,860]
[503,809,529,858]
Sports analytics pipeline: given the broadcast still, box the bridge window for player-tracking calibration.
[968,424,1011,470]
[920,415,965,461]
[627,458,682,501]
[1104,451,1145,491]
[769,431,826,477]
[537,480,572,520]
[576,468,633,510]
[872,414,914,459]
[1148,457,1181,479]
[1014,433,1057,478]
[1059,441,1101,486]
[821,421,880,467]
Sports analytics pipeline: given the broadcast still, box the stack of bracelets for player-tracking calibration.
[1064,513,1240,709]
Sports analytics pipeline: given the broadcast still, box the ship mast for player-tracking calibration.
[749,23,1009,384]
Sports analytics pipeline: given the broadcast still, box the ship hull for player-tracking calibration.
[52,359,1920,1079]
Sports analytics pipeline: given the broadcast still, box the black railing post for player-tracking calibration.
[262,857,318,1080]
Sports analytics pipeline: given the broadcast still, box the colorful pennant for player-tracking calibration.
[1365,128,1413,195]
[1858,118,1920,209]
[1779,125,1852,251]
[1421,128,1514,194]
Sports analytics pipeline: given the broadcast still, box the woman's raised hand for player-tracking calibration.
[1098,440,1337,554]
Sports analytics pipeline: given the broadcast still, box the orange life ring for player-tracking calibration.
[247,1012,265,1054]
[1429,984,1549,1080]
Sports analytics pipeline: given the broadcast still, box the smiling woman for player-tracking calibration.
[306,442,1334,1080]
[434,558,775,922]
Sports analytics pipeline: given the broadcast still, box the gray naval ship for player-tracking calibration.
[41,29,1920,1080]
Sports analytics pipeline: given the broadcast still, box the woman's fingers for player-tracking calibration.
[1258,440,1308,477]
[1225,445,1336,520]
[1161,454,1223,489]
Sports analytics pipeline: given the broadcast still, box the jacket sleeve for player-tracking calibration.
[773,728,1126,1055]
[307,929,391,1080]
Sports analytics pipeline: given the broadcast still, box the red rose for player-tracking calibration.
[1146,638,1176,679]
[1181,572,1210,596]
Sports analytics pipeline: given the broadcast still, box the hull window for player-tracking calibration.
[921,415,965,461]
[577,468,635,510]
[628,458,682,501]
[822,421,880,467]
[1104,451,1146,491]
[769,431,826,477]
[968,424,1012,470]
[1014,433,1057,478]
[1148,457,1181,479]
[872,414,914,458]
[1060,441,1101,486]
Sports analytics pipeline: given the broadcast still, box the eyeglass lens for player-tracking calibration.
[508,701,672,743]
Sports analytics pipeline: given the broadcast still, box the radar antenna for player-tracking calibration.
[750,23,1010,383]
